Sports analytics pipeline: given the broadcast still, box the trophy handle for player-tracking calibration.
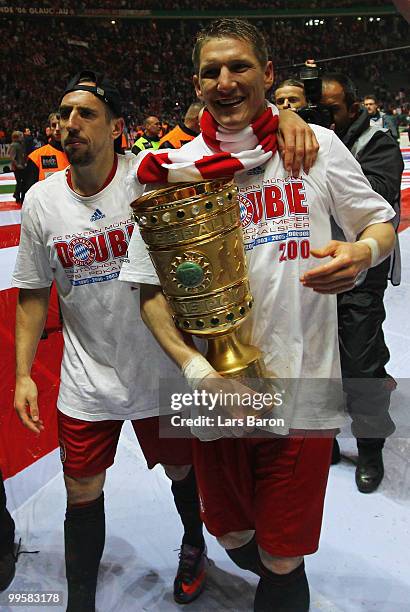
[206,330,266,379]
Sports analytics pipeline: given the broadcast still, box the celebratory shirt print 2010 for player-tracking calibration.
[239,177,310,257]
[53,221,134,286]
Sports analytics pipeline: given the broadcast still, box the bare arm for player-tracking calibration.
[14,287,50,432]
[140,283,199,369]
[140,284,262,436]
[300,221,395,294]
[277,109,319,177]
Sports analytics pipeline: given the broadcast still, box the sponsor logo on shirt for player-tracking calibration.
[41,155,58,169]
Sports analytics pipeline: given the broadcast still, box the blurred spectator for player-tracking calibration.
[364,95,399,140]
[131,115,161,154]
[8,131,26,204]
[23,127,35,155]
[25,112,68,191]
[274,79,306,110]
[159,101,203,149]
[45,125,52,142]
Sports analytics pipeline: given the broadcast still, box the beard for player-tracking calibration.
[64,146,94,167]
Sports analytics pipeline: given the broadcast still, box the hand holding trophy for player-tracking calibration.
[132,179,276,438]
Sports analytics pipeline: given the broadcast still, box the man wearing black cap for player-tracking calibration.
[12,70,204,611]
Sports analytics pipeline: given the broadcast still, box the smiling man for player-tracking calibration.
[192,34,269,130]
[121,18,396,611]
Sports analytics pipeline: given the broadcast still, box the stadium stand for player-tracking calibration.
[0,9,409,142]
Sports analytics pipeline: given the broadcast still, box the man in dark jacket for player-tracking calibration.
[23,127,35,156]
[321,73,404,493]
[8,131,26,204]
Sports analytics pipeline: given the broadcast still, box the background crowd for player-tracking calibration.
[0,9,409,146]
[0,0,392,10]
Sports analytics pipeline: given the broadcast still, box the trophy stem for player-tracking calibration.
[206,331,266,378]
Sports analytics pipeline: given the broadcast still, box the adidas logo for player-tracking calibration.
[90,208,106,222]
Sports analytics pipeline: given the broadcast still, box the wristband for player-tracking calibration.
[359,237,381,268]
[182,355,216,390]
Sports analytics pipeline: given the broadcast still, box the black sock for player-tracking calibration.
[0,472,15,555]
[64,493,105,612]
[254,560,310,612]
[226,536,260,574]
[357,437,385,453]
[171,468,205,550]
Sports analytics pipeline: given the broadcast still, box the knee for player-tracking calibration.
[162,464,192,481]
[64,471,106,506]
[258,547,303,575]
[217,530,255,550]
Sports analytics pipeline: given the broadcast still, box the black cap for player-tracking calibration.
[62,70,124,153]
[62,70,123,118]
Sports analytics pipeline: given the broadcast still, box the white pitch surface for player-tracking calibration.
[0,246,19,291]
[5,229,410,612]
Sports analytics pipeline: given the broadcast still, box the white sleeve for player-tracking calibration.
[119,225,160,286]
[325,132,395,242]
[12,193,54,289]
[122,156,161,285]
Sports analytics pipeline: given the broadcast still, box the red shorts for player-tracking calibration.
[192,431,334,558]
[58,411,193,478]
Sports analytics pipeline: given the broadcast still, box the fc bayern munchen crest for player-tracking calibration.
[238,193,254,228]
[68,237,96,267]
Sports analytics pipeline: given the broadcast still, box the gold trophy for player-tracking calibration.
[131,179,266,380]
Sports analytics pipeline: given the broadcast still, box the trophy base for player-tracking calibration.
[206,331,266,379]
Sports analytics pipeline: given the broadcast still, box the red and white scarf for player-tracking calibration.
[136,102,279,184]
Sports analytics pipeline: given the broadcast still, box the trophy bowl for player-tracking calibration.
[131,178,266,379]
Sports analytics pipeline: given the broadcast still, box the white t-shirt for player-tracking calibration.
[13,152,180,421]
[120,126,395,432]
